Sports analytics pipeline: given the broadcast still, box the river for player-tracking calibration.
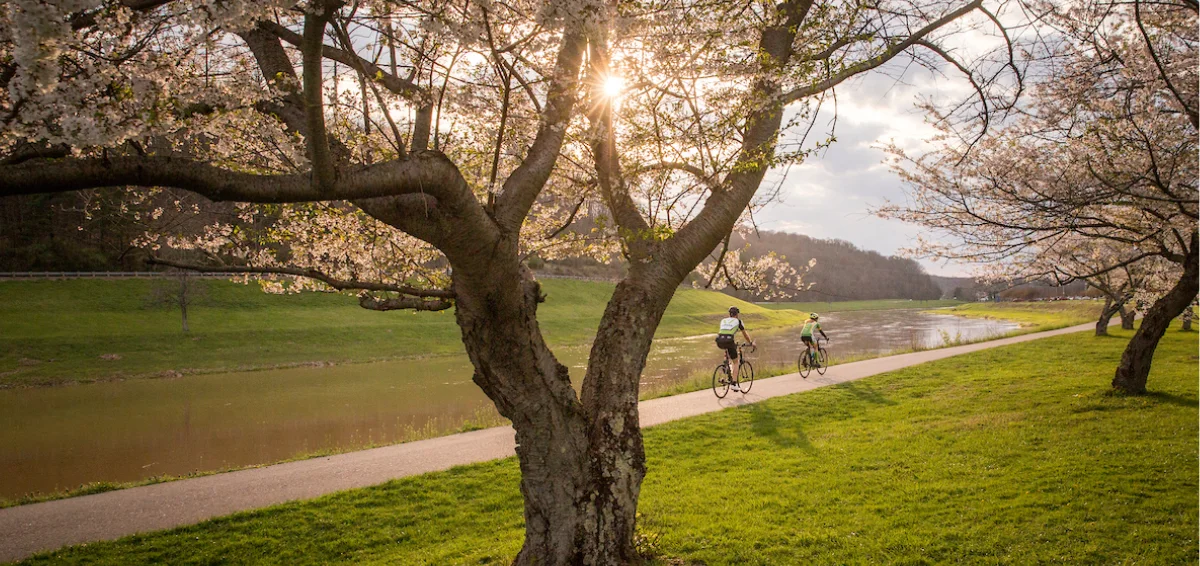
[0,309,1018,500]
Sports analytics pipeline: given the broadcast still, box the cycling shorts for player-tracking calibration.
[715,334,738,360]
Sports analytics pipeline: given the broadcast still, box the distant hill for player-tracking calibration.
[718,230,942,302]
[929,275,1091,300]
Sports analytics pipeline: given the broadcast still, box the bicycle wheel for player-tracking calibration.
[712,364,731,398]
[738,360,754,393]
[816,347,829,375]
[797,353,811,379]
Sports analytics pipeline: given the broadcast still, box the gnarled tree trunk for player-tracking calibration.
[449,236,645,564]
[1112,239,1199,394]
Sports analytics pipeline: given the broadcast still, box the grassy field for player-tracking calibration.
[18,324,1196,565]
[936,300,1104,331]
[0,279,806,387]
[759,298,964,313]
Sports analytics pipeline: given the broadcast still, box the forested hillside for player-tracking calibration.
[722,230,942,301]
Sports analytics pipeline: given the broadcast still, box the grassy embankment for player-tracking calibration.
[935,300,1105,331]
[0,278,807,388]
[759,298,963,312]
[15,324,1196,565]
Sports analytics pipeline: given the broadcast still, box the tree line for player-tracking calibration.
[709,230,943,301]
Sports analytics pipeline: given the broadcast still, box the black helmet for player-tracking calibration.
[729,306,740,316]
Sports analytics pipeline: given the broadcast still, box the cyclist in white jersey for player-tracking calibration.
[715,307,755,392]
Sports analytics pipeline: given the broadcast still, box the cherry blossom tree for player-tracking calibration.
[0,0,1011,562]
[881,0,1198,394]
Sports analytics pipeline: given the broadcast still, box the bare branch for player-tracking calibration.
[359,293,454,311]
[781,0,984,104]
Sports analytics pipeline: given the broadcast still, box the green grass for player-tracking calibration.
[0,279,806,387]
[936,300,1103,331]
[759,298,964,313]
[19,324,1196,565]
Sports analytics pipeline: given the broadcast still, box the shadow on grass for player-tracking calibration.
[837,381,897,406]
[1144,391,1199,408]
[745,403,815,452]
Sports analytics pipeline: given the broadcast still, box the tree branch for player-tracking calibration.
[302,5,339,193]
[493,28,587,232]
[146,257,455,298]
[0,152,470,204]
[260,21,425,98]
[1134,0,1199,129]
[359,293,454,312]
[781,0,983,104]
[585,31,653,242]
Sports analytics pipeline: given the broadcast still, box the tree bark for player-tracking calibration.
[1112,237,1199,394]
[447,236,642,565]
[1183,305,1194,331]
[1096,296,1118,336]
[1118,303,1134,330]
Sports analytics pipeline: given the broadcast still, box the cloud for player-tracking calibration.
[759,65,977,277]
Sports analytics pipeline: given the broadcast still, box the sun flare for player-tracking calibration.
[603,76,624,98]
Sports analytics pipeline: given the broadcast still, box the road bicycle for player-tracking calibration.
[713,342,755,398]
[798,338,829,379]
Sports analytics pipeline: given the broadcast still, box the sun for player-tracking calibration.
[603,76,624,98]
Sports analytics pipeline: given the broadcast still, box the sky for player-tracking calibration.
[756,68,976,278]
[755,12,1019,279]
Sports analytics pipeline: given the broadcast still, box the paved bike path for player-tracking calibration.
[0,322,1096,563]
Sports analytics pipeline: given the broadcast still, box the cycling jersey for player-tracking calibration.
[718,317,744,336]
[800,320,821,337]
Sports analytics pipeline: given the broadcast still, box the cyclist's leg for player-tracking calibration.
[727,345,740,388]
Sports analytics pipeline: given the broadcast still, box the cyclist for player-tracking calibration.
[716,306,755,392]
[801,312,829,368]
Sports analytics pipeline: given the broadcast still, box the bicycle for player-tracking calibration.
[713,342,755,398]
[797,338,829,379]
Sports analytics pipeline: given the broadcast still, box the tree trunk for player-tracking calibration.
[1182,305,1194,331]
[178,273,190,333]
[1096,296,1116,336]
[578,274,679,563]
[1112,243,1199,394]
[1117,303,1134,330]
[448,238,642,565]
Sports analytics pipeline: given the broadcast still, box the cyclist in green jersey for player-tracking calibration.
[716,306,755,392]
[800,313,828,367]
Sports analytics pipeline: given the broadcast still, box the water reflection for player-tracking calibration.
[0,309,1017,499]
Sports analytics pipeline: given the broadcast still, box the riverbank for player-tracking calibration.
[0,302,1083,507]
[932,300,1103,330]
[1,279,807,388]
[8,323,1194,564]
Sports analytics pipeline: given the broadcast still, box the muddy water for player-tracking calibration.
[0,309,1018,499]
